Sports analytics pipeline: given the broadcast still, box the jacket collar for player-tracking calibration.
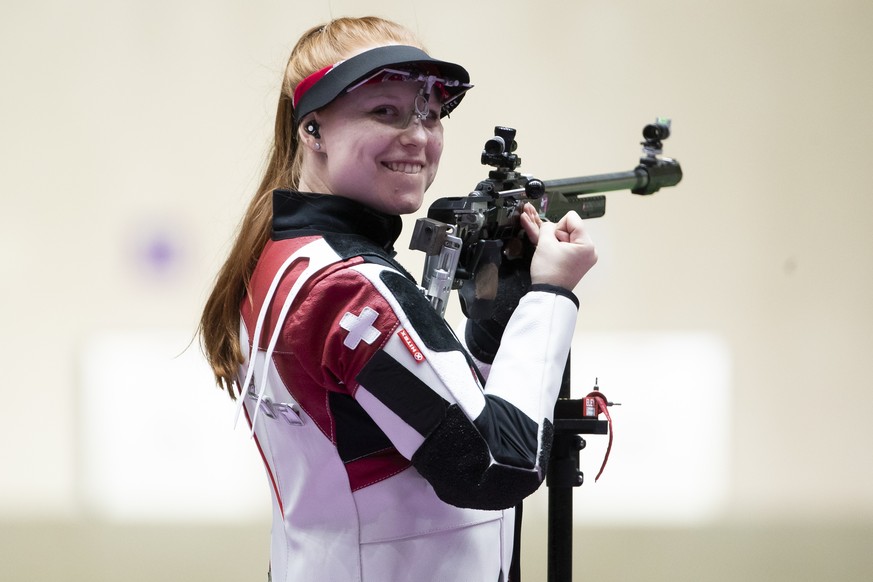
[271,190,403,254]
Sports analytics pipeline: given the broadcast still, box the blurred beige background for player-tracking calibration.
[2,0,872,580]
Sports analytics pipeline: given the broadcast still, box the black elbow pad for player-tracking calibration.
[411,404,553,510]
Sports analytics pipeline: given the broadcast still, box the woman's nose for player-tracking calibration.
[399,115,428,146]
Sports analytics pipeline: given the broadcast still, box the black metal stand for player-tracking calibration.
[545,362,608,582]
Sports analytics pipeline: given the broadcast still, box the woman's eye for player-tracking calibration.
[425,110,441,125]
[372,106,399,118]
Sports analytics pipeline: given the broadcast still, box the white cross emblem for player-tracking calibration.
[339,307,382,349]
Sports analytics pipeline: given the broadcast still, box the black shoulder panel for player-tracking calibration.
[322,233,417,282]
[379,270,460,353]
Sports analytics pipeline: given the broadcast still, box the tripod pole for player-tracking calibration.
[547,356,577,582]
[547,475,576,582]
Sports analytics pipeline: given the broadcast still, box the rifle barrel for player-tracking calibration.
[542,169,646,197]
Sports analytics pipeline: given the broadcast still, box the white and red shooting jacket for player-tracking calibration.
[238,191,579,581]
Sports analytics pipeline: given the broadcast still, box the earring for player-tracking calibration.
[314,142,321,151]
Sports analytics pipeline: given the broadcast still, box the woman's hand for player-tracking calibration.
[520,203,598,290]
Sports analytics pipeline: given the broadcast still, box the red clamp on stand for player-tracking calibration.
[582,379,617,482]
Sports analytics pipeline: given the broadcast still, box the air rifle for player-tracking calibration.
[410,118,682,318]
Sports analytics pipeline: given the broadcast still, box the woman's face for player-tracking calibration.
[303,79,444,215]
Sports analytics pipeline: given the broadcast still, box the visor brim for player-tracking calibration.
[293,45,472,123]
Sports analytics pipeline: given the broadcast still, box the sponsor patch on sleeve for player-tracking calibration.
[397,329,425,363]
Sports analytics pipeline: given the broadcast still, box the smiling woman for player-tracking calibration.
[301,78,446,214]
[292,43,470,214]
[198,15,598,582]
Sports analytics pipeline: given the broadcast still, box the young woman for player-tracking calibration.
[200,16,597,582]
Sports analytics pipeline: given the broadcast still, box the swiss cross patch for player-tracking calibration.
[397,329,425,363]
[339,307,381,349]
